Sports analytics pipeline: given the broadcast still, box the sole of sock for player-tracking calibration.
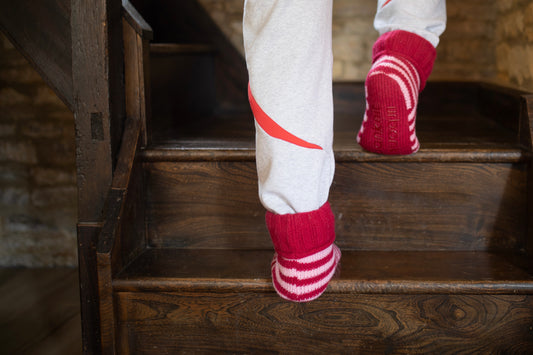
[357,56,421,155]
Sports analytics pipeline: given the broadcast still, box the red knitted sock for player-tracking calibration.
[266,202,341,302]
[357,30,436,155]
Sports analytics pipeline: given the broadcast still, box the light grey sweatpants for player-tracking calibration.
[244,0,446,215]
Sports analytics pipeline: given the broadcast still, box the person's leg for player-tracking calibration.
[357,0,446,155]
[243,0,340,302]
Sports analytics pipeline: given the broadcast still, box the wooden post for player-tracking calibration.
[71,0,125,353]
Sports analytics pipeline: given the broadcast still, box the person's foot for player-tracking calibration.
[266,202,340,302]
[357,30,436,155]
[271,244,341,302]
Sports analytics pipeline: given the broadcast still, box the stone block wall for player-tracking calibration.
[433,0,497,81]
[197,0,501,82]
[495,0,533,91]
[0,33,77,266]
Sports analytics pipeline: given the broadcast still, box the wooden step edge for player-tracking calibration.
[112,278,533,295]
[141,146,530,163]
[150,43,216,55]
[141,147,255,162]
[112,249,533,294]
[335,147,531,163]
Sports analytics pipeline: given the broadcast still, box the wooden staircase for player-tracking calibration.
[2,0,533,352]
[100,76,533,351]
[97,1,533,351]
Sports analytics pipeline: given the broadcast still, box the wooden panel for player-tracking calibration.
[77,223,102,355]
[521,94,533,256]
[71,0,124,222]
[115,291,533,353]
[332,162,527,251]
[123,5,153,146]
[145,161,267,249]
[0,0,73,110]
[72,1,124,352]
[96,190,122,354]
[97,119,146,353]
[130,0,249,111]
[145,161,527,251]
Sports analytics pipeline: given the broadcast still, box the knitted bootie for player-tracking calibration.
[357,30,436,155]
[266,202,341,302]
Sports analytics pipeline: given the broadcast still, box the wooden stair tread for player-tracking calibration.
[144,111,527,162]
[115,249,533,294]
[148,81,526,153]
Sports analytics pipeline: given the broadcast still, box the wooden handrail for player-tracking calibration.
[122,0,153,146]
[122,0,153,40]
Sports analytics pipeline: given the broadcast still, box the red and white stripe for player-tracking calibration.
[357,54,421,154]
[271,244,341,302]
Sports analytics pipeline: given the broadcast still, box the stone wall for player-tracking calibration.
[433,0,497,81]
[494,0,533,91]
[198,0,500,82]
[0,33,77,266]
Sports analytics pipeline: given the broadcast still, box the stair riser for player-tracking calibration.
[145,161,527,251]
[115,291,533,353]
[150,54,216,118]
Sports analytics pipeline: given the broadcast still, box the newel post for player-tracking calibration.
[71,0,125,353]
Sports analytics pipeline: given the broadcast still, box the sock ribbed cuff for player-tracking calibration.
[265,202,335,260]
[372,30,436,89]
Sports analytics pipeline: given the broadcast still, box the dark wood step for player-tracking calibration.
[94,79,533,352]
[143,106,528,162]
[115,249,533,293]
[143,160,527,252]
[111,248,533,353]
[142,82,531,252]
[142,105,529,251]
[143,101,528,161]
[147,81,527,144]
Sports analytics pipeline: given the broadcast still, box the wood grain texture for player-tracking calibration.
[97,118,146,353]
[145,161,527,252]
[131,0,249,113]
[0,0,73,110]
[123,10,152,146]
[115,291,533,353]
[77,223,103,355]
[114,249,533,294]
[332,162,527,251]
[72,1,125,352]
[144,144,528,163]
[521,93,533,256]
[145,161,267,249]
[71,0,124,222]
